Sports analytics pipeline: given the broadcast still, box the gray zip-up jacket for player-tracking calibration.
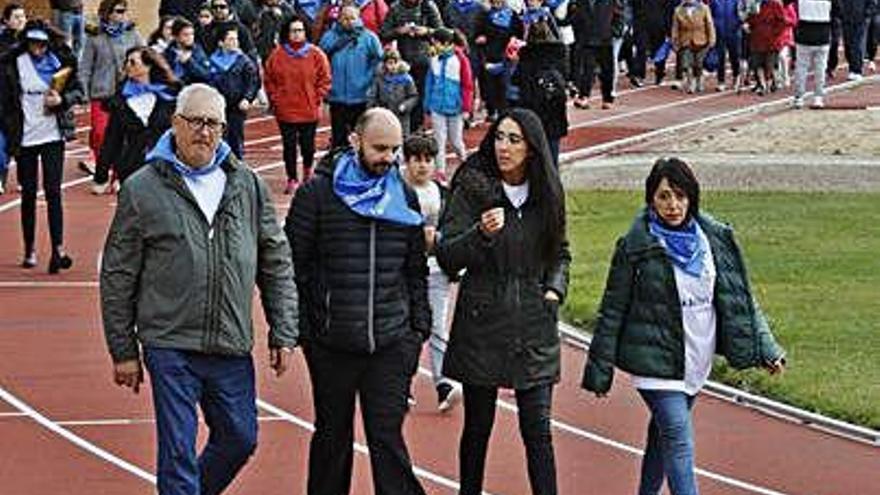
[79,26,143,101]
[100,154,298,362]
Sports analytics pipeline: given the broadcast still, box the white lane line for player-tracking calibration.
[0,384,157,484]
[415,367,792,495]
[0,176,92,214]
[256,398,493,495]
[54,415,285,427]
[0,411,27,418]
[0,281,99,288]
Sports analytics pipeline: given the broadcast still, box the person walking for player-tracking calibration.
[50,0,85,59]
[793,0,836,108]
[208,26,261,159]
[164,17,213,85]
[670,0,716,94]
[79,0,143,187]
[569,0,624,109]
[367,48,420,139]
[285,107,430,495]
[0,21,84,272]
[264,14,332,194]
[582,157,786,495]
[94,46,179,190]
[0,2,28,195]
[100,83,298,495]
[436,108,570,495]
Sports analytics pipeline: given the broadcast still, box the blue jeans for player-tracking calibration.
[637,389,699,495]
[53,10,85,60]
[143,348,258,495]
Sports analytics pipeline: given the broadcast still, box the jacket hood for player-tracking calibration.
[146,129,233,171]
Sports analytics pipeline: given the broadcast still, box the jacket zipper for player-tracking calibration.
[367,221,377,353]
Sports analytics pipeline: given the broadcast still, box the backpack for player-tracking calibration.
[531,68,567,104]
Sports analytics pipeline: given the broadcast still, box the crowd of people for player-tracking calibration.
[0,0,848,494]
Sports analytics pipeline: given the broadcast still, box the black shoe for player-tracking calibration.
[48,252,73,274]
[21,252,37,268]
[629,76,644,88]
[77,161,95,176]
[436,383,462,412]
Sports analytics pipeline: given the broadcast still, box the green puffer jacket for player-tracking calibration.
[100,155,298,363]
[582,209,785,394]
[436,158,571,390]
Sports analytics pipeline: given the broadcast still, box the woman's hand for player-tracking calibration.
[544,290,559,302]
[479,207,505,236]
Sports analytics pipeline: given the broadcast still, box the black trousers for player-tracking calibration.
[303,338,425,495]
[576,44,615,103]
[329,102,367,149]
[408,59,429,132]
[278,121,317,181]
[842,19,870,75]
[225,108,247,159]
[18,141,65,254]
[459,383,557,495]
[828,16,843,74]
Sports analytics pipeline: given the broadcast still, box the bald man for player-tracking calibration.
[285,108,430,495]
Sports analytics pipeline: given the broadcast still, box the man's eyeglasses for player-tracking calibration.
[178,114,225,134]
[290,28,306,33]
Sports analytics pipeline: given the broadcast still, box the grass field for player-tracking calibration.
[564,190,880,430]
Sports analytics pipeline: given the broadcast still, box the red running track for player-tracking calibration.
[0,75,878,495]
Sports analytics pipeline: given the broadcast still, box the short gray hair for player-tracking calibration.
[175,83,226,122]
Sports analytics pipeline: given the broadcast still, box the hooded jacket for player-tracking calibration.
[100,132,298,362]
[319,22,384,104]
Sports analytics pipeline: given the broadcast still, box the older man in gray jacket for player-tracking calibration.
[100,84,298,495]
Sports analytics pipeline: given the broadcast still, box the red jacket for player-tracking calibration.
[748,2,795,52]
[264,43,332,123]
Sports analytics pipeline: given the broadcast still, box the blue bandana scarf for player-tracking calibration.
[282,42,312,58]
[545,0,564,10]
[453,0,481,14]
[384,72,413,85]
[489,6,513,29]
[523,6,551,25]
[648,210,707,277]
[146,129,232,179]
[209,49,241,73]
[102,21,130,39]
[298,0,323,20]
[30,51,62,86]
[121,79,176,101]
[332,150,423,226]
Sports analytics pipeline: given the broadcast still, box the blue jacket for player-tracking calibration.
[424,49,473,116]
[209,51,261,111]
[320,23,383,104]
[711,0,742,38]
[164,42,213,85]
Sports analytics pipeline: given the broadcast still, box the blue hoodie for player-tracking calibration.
[319,22,383,104]
[146,129,232,178]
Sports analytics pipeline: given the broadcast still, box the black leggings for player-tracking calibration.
[459,383,557,495]
[278,121,317,181]
[18,141,65,254]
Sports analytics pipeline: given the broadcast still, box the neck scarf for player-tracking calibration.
[453,0,481,14]
[29,51,62,86]
[384,72,412,85]
[648,210,707,277]
[523,6,551,25]
[209,49,241,73]
[282,42,312,58]
[122,79,177,101]
[297,0,323,20]
[146,129,232,178]
[489,6,513,29]
[101,20,130,39]
[332,150,424,226]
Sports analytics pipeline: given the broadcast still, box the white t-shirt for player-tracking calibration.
[17,53,62,148]
[411,180,442,226]
[182,164,227,227]
[502,180,529,209]
[127,92,157,126]
[632,228,717,395]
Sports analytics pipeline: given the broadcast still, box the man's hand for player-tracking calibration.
[270,347,294,377]
[113,359,143,394]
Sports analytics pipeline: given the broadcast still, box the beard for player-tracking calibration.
[358,148,393,177]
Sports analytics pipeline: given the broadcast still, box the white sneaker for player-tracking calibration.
[847,72,863,81]
[91,181,113,195]
[716,83,727,92]
[810,97,825,109]
[792,96,804,109]
[867,61,876,72]
[0,181,4,195]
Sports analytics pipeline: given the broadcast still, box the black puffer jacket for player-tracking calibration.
[436,152,571,390]
[285,148,432,354]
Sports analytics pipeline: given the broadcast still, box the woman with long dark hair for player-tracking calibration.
[436,107,570,495]
[582,157,786,495]
[0,20,84,272]
[93,46,179,189]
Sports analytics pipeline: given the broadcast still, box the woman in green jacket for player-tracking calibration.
[437,108,570,495]
[582,157,785,495]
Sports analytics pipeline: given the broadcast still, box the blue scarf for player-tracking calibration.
[101,20,130,39]
[30,51,62,86]
[121,79,176,101]
[545,0,564,10]
[453,0,481,14]
[332,150,423,226]
[648,210,707,277]
[489,6,513,29]
[523,6,551,25]
[384,72,413,86]
[209,49,241,73]
[297,0,323,21]
[146,129,232,178]
[282,42,312,58]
